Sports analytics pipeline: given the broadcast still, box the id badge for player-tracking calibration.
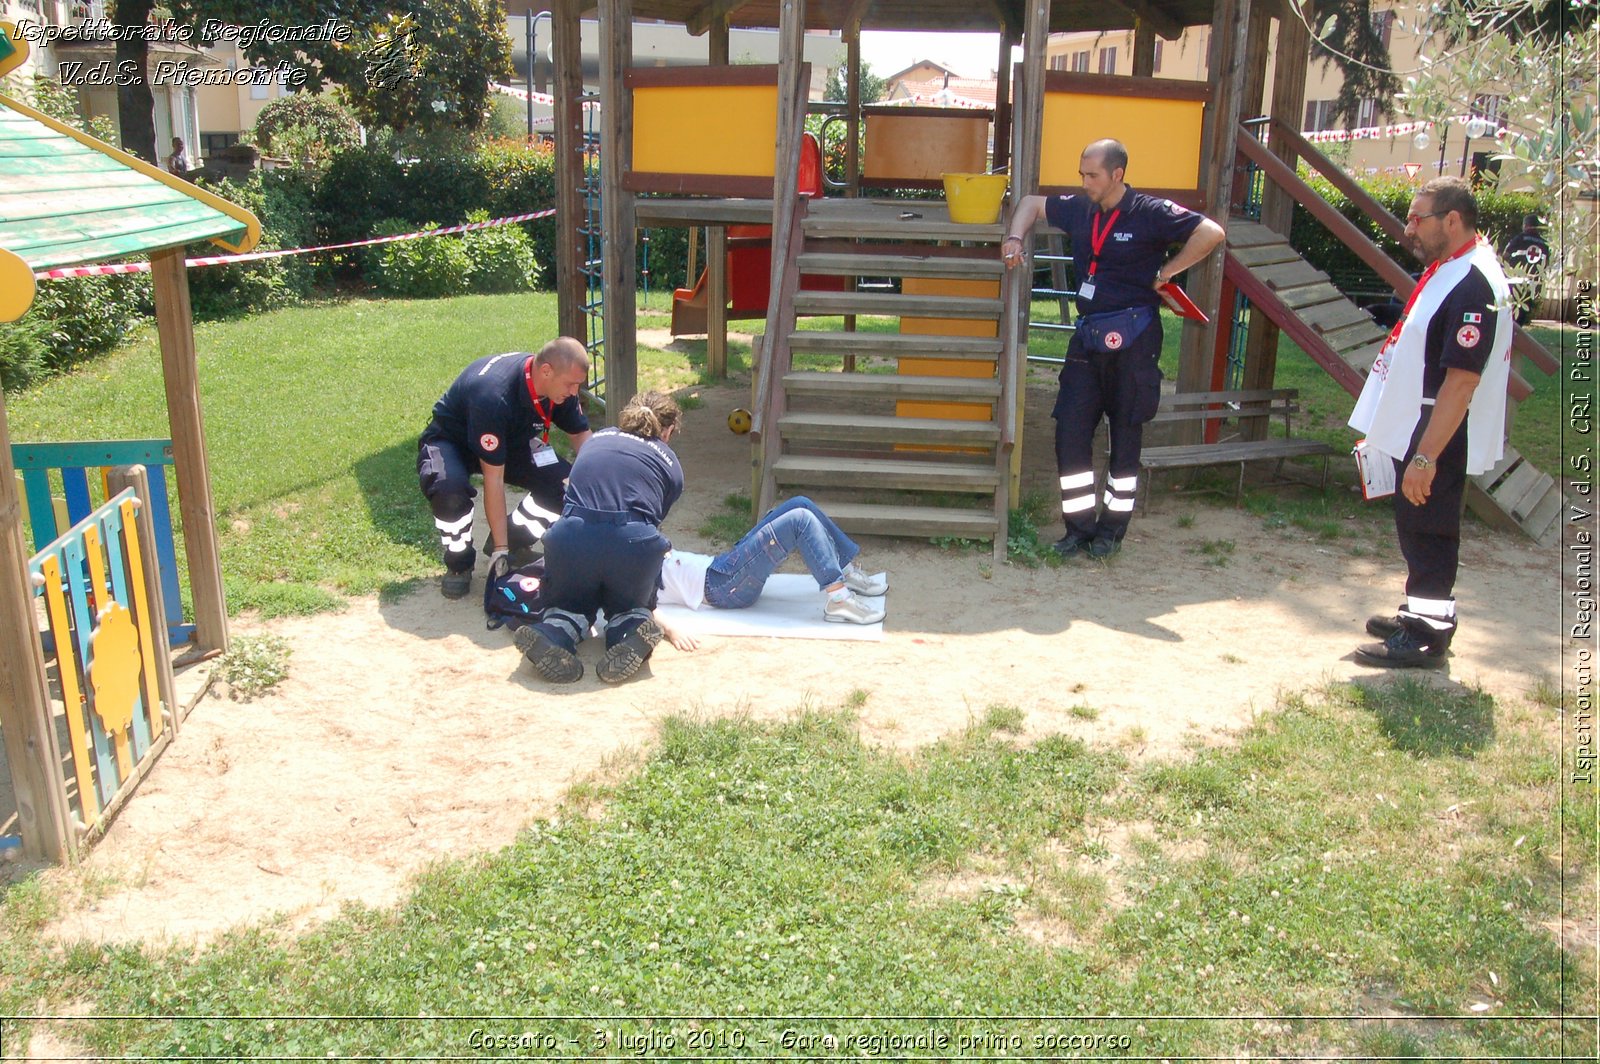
[532,445,559,467]
[1077,279,1096,300]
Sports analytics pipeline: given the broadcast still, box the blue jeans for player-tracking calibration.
[702,496,860,609]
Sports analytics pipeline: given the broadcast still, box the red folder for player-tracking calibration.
[1158,281,1210,323]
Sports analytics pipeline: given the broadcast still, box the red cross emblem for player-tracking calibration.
[1104,331,1124,350]
[1455,325,1481,348]
[479,432,500,451]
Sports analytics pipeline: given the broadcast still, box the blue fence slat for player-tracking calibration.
[142,464,184,635]
[20,468,58,553]
[61,467,92,526]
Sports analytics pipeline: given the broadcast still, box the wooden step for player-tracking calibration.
[1321,317,1389,353]
[797,251,1002,279]
[813,500,1000,539]
[1340,340,1386,374]
[774,455,999,493]
[784,370,1000,400]
[1230,242,1301,268]
[1468,445,1566,541]
[1256,259,1331,291]
[793,291,1001,318]
[1223,220,1284,248]
[802,208,1005,243]
[787,331,1003,359]
[779,411,1001,446]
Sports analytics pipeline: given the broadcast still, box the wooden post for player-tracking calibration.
[1235,4,1283,423]
[0,388,73,862]
[150,248,227,653]
[600,0,638,410]
[1241,11,1311,400]
[1176,0,1251,434]
[707,15,730,379]
[993,29,1016,172]
[1009,0,1050,512]
[106,464,177,732]
[552,0,587,344]
[1132,21,1156,78]
[842,23,862,371]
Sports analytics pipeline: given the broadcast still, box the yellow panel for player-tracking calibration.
[863,112,989,183]
[0,21,29,78]
[119,498,164,739]
[41,553,100,824]
[1041,93,1205,190]
[633,85,779,177]
[89,602,138,782]
[0,247,35,322]
[899,277,999,338]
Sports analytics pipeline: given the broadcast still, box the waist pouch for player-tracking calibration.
[1078,305,1155,355]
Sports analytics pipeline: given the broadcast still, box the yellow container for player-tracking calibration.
[942,172,1009,224]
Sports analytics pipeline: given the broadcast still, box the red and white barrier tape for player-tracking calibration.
[32,209,557,281]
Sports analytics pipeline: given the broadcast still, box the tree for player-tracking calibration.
[173,0,511,134]
[110,0,158,163]
[1395,1,1596,276]
[823,60,886,106]
[1300,0,1405,125]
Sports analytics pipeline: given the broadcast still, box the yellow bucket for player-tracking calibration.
[942,172,1009,224]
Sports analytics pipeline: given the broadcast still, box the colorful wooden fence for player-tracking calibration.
[12,439,191,645]
[25,481,176,841]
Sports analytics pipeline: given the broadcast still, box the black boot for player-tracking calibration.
[1355,615,1452,669]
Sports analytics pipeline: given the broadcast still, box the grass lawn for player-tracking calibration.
[0,685,1591,1057]
[1,292,1590,1057]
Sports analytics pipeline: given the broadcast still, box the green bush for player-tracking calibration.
[462,210,539,293]
[314,148,411,245]
[1289,174,1541,298]
[474,137,560,287]
[186,170,319,319]
[251,94,360,163]
[367,218,473,298]
[0,313,49,391]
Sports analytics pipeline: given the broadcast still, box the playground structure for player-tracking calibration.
[0,26,261,863]
[537,0,1557,554]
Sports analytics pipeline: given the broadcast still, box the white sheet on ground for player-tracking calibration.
[655,573,885,642]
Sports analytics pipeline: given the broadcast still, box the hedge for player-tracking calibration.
[1288,174,1540,299]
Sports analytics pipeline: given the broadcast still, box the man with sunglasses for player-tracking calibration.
[1348,177,1513,667]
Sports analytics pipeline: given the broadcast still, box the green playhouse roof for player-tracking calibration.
[0,92,258,272]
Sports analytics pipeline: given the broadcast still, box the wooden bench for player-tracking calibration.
[1140,388,1335,504]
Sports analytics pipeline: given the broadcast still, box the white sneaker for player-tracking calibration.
[824,591,886,625]
[842,564,888,597]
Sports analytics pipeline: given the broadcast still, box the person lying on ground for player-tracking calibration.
[650,495,889,651]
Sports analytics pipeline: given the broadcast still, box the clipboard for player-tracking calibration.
[1157,281,1210,323]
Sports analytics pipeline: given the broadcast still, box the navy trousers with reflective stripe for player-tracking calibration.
[417,433,570,572]
[1052,319,1162,542]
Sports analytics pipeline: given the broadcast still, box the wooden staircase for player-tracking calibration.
[752,198,1019,557]
[1231,122,1566,542]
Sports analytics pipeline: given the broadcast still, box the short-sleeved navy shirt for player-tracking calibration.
[563,427,683,526]
[1044,188,1204,315]
[425,352,589,467]
[1421,264,1502,396]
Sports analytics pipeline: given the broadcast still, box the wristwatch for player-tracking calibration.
[1410,453,1434,470]
[1155,269,1170,286]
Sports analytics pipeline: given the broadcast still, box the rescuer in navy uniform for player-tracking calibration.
[515,391,685,685]
[1003,139,1226,558]
[417,337,593,599]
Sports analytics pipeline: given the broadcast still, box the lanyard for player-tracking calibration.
[1381,236,1480,353]
[523,356,553,443]
[1087,208,1121,279]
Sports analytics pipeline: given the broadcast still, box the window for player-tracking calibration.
[1303,99,1336,132]
[250,73,272,100]
[1355,97,1380,129]
[1098,47,1117,75]
[1370,9,1395,48]
[1152,39,1163,73]
[1070,50,1090,73]
[200,132,239,156]
[1471,94,1505,125]
[1049,54,1066,72]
